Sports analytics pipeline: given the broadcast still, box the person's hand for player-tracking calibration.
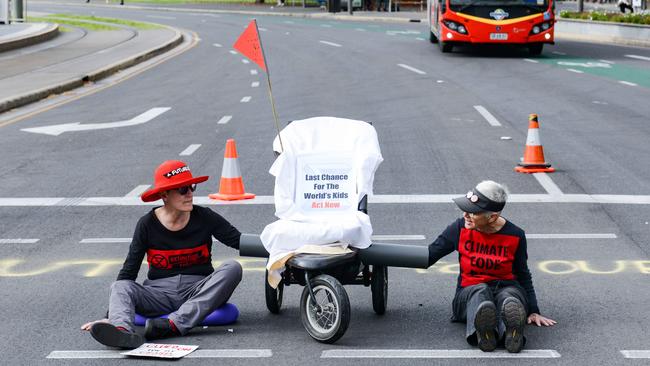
[527,313,556,327]
[80,318,109,331]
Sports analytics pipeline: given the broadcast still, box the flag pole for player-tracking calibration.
[253,19,284,153]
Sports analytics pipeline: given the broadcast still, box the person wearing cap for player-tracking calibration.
[427,180,556,353]
[81,160,243,349]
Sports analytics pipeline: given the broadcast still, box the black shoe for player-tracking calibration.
[502,297,526,353]
[474,301,497,352]
[145,318,178,340]
[90,323,144,349]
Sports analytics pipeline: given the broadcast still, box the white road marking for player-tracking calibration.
[321,24,333,28]
[47,349,273,359]
[212,43,222,48]
[473,105,502,127]
[258,27,268,32]
[2,194,650,207]
[625,54,650,62]
[250,69,258,75]
[592,100,608,105]
[80,238,130,243]
[416,37,425,41]
[179,144,201,156]
[242,59,250,64]
[283,20,295,24]
[436,80,444,83]
[21,107,171,136]
[397,64,426,75]
[0,239,39,244]
[251,81,260,88]
[124,185,150,198]
[552,51,566,55]
[146,15,176,20]
[621,350,650,358]
[500,136,512,140]
[356,28,367,31]
[319,40,342,47]
[229,50,238,55]
[619,81,637,87]
[527,233,617,239]
[240,96,252,103]
[371,235,426,241]
[321,349,560,358]
[532,173,563,196]
[217,115,233,125]
[567,68,584,74]
[599,59,615,64]
[523,58,539,63]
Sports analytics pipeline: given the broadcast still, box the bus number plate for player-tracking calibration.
[489,33,508,40]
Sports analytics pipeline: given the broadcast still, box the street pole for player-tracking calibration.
[348,0,352,14]
[578,0,583,13]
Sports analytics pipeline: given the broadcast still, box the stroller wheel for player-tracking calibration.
[300,274,350,343]
[265,270,283,314]
[371,265,388,315]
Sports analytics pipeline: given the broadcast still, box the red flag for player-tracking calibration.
[233,20,267,73]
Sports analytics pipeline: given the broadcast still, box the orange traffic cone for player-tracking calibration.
[514,114,555,173]
[209,139,256,201]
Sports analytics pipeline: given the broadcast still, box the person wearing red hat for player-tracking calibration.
[81,160,243,349]
[427,180,556,353]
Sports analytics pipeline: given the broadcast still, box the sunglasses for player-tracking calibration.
[174,184,197,195]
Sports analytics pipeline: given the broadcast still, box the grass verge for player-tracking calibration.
[47,14,164,30]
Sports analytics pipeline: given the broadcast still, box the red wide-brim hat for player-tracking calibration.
[141,160,209,202]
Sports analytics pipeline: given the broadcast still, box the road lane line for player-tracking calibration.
[523,58,539,63]
[355,28,367,31]
[321,349,560,358]
[567,69,584,74]
[179,144,201,156]
[599,59,615,64]
[371,235,426,241]
[473,105,502,127]
[527,233,617,239]
[212,43,222,48]
[242,59,250,64]
[80,238,130,243]
[124,185,150,198]
[250,69,258,75]
[217,115,232,125]
[621,350,650,358]
[47,349,273,359]
[251,82,260,88]
[416,37,425,41]
[624,55,650,62]
[319,40,342,47]
[2,194,650,207]
[552,51,566,55]
[240,96,251,103]
[146,15,176,20]
[397,64,426,75]
[258,27,268,32]
[321,24,333,28]
[619,81,637,87]
[229,50,237,55]
[533,173,563,196]
[0,239,39,244]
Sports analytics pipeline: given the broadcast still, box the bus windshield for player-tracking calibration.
[449,0,548,6]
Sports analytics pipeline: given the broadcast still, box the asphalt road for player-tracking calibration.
[1,2,649,365]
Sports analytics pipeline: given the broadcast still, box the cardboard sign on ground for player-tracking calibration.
[121,343,198,359]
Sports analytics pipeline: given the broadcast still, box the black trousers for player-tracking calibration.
[451,281,528,345]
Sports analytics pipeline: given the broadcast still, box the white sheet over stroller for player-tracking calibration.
[260,116,384,287]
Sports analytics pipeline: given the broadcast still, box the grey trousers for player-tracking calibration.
[108,259,242,335]
[451,281,528,345]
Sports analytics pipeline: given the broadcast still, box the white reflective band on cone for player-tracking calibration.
[220,158,242,178]
[526,129,541,146]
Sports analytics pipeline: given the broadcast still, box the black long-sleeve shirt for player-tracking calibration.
[428,218,540,315]
[117,205,241,281]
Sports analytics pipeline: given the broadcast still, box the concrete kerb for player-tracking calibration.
[0,25,183,114]
[556,18,650,48]
[0,23,59,52]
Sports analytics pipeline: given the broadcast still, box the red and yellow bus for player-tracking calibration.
[427,0,555,55]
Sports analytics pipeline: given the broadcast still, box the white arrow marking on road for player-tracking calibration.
[20,108,171,136]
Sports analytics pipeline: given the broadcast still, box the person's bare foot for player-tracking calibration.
[81,318,109,331]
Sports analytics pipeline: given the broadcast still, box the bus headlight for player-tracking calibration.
[530,22,552,35]
[442,20,468,35]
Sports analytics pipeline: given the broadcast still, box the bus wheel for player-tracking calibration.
[439,41,453,53]
[528,43,543,56]
[430,31,438,44]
